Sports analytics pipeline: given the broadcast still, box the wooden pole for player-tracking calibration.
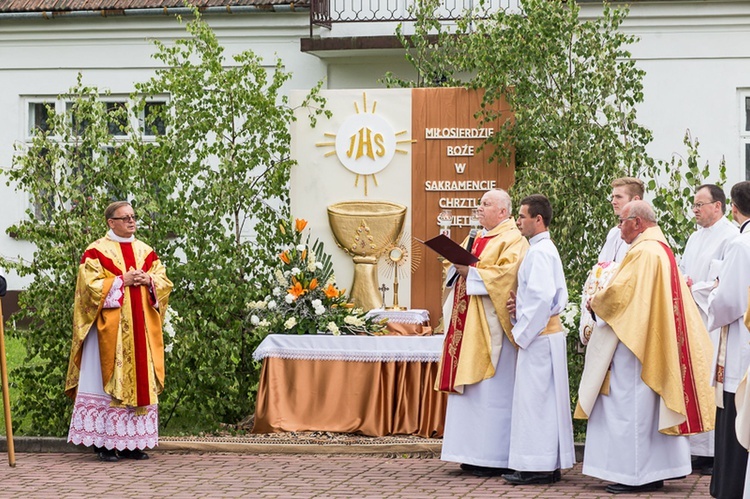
[0,298,15,467]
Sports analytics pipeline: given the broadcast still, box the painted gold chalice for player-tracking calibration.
[327,201,406,311]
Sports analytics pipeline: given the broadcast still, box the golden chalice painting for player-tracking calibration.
[327,200,406,310]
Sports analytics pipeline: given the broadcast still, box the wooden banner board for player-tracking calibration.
[411,88,515,329]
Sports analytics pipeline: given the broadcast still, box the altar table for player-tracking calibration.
[252,334,447,438]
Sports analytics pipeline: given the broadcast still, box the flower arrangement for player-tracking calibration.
[247,218,387,336]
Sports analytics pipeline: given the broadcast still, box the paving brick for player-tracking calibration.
[0,452,714,498]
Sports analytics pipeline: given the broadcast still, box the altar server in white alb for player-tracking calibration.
[583,201,715,495]
[680,184,738,476]
[598,177,644,263]
[502,194,575,486]
[436,188,528,477]
[707,181,750,498]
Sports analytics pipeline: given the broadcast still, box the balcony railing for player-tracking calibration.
[310,0,512,34]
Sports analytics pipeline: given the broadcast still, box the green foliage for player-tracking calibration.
[389,0,725,441]
[2,9,328,435]
[646,130,727,252]
[247,218,387,337]
[387,0,654,439]
[2,78,146,435]
[386,0,651,291]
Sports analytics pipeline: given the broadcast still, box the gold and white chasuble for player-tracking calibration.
[435,220,528,394]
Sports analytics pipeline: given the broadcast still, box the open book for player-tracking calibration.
[416,234,479,266]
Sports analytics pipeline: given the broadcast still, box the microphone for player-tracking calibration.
[447,228,478,287]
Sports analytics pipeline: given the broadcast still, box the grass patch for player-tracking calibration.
[0,334,24,436]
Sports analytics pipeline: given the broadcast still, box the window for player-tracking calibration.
[22,95,169,220]
[742,93,750,180]
[142,101,167,136]
[106,101,128,136]
[28,102,53,134]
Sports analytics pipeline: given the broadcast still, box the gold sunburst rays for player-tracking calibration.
[315,92,414,195]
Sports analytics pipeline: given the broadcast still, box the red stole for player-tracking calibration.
[659,241,705,434]
[437,235,495,393]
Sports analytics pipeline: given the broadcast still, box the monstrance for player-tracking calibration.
[379,231,421,310]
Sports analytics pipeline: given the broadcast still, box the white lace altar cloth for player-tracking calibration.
[364,308,430,325]
[252,334,444,363]
[68,392,159,451]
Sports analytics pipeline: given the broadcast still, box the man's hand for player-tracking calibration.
[685,275,693,288]
[123,269,150,287]
[506,290,517,319]
[454,264,469,278]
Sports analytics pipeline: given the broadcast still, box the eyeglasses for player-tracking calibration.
[692,201,716,210]
[109,215,137,222]
[618,216,636,224]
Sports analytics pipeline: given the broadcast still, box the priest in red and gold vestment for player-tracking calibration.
[66,201,173,462]
[437,188,528,477]
[581,200,715,494]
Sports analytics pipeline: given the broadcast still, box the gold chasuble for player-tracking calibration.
[65,235,173,409]
[436,220,528,394]
[590,226,715,436]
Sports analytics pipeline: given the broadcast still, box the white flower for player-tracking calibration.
[259,319,270,327]
[268,300,277,310]
[315,262,323,270]
[296,244,306,252]
[250,315,260,326]
[314,305,326,315]
[344,315,364,327]
[307,261,317,272]
[163,306,176,338]
[291,267,301,275]
[284,270,291,277]
[285,293,295,304]
[275,269,288,287]
[272,287,282,297]
[311,299,322,308]
[327,322,340,336]
[284,317,297,329]
[165,343,174,353]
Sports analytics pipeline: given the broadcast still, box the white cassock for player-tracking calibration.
[582,340,692,485]
[440,334,517,467]
[680,216,738,457]
[440,260,517,468]
[598,226,629,263]
[707,228,750,397]
[707,226,750,497]
[508,231,575,472]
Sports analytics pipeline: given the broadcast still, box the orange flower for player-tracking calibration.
[279,251,291,264]
[309,278,318,290]
[323,284,340,299]
[301,249,307,262]
[288,279,305,298]
[295,219,308,232]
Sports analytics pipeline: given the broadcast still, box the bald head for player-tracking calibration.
[619,200,657,244]
[625,200,657,224]
[477,188,512,230]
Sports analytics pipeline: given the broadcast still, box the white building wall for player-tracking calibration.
[0,12,328,290]
[579,1,750,187]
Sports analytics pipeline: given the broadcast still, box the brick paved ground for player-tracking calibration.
[0,451,712,498]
